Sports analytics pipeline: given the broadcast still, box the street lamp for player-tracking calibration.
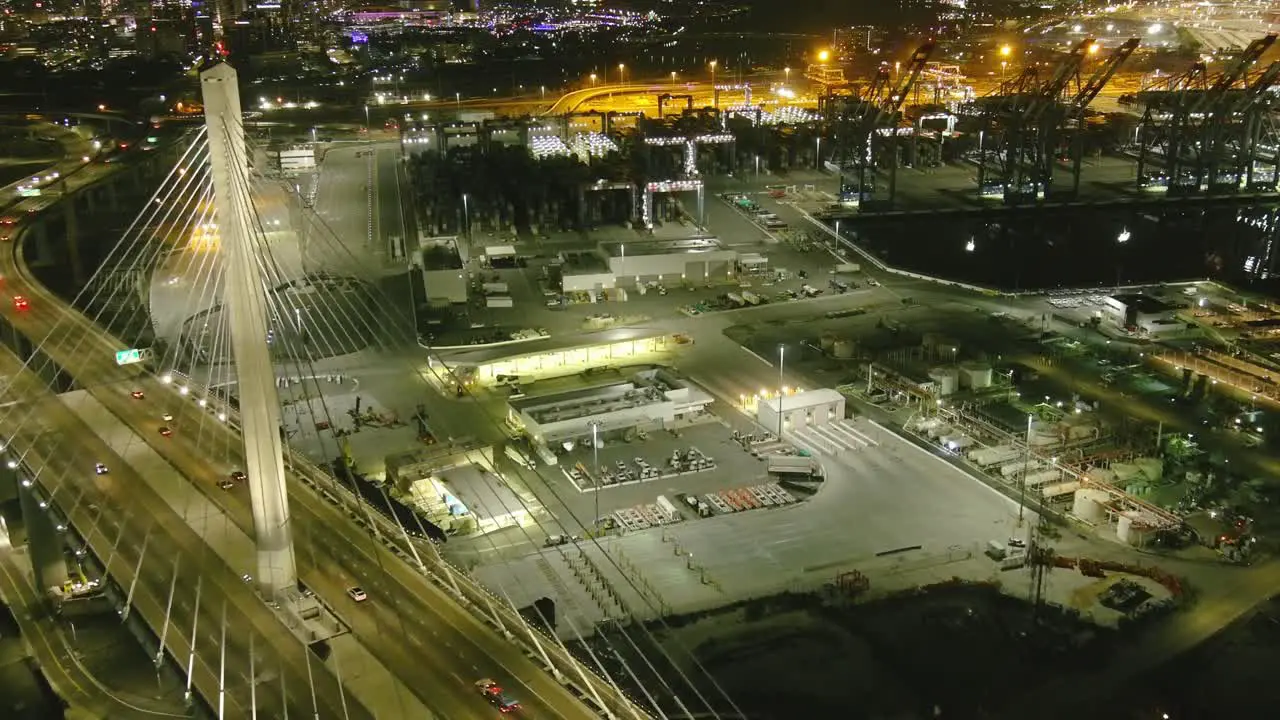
[363,104,369,134]
[784,66,790,84]
[618,63,626,84]
[709,60,718,109]
[591,421,602,528]
[455,92,460,109]
[461,192,471,244]
[671,71,677,88]
[815,136,822,169]
[777,345,786,437]
[540,85,546,99]
[817,49,831,63]
[590,73,597,87]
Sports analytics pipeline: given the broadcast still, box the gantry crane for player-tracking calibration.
[1135,34,1276,193]
[824,39,935,207]
[974,38,1094,203]
[1057,38,1141,197]
[1205,59,1280,190]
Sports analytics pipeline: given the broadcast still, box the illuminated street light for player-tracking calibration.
[617,63,625,84]
[590,73,597,87]
[784,66,790,84]
[709,60,718,109]
[1000,45,1012,57]
[670,71,677,88]
[817,49,831,63]
[1088,43,1100,55]
[1117,228,1131,243]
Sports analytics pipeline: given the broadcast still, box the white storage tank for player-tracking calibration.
[1072,488,1110,523]
[1116,512,1152,546]
[928,367,959,396]
[1070,486,1111,520]
[959,361,993,389]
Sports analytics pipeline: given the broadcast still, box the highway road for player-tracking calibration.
[1,136,621,716]
[0,349,364,720]
[0,543,188,719]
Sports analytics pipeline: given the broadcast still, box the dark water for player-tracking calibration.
[830,204,1280,294]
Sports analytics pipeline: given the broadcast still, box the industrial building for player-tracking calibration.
[508,369,714,445]
[265,146,316,175]
[420,240,467,304]
[1102,293,1178,332]
[602,238,737,287]
[439,329,679,386]
[755,388,847,435]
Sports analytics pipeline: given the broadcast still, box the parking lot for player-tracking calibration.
[470,411,1023,638]
[526,420,787,529]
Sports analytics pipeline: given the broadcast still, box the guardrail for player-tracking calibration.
[6,138,653,720]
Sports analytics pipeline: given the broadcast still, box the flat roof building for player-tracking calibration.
[756,388,846,434]
[420,241,466,304]
[1103,293,1177,328]
[602,237,736,286]
[509,369,713,444]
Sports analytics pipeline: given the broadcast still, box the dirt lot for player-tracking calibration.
[578,582,1112,719]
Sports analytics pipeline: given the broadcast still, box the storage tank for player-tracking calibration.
[832,339,856,359]
[959,361,993,389]
[928,367,959,396]
[1116,512,1152,546]
[1072,488,1110,523]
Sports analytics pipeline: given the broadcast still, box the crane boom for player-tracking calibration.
[1070,38,1140,116]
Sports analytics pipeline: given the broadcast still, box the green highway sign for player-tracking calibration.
[115,348,144,366]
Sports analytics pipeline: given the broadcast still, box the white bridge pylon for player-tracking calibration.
[200,62,297,599]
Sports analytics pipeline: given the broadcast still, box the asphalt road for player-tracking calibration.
[0,350,360,719]
[0,163,605,717]
[0,543,189,719]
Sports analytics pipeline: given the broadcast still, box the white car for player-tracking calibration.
[347,586,368,602]
[94,463,108,475]
[161,413,174,422]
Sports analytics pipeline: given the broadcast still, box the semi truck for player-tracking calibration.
[832,263,860,274]
[766,454,816,476]
[486,295,514,308]
[742,291,762,305]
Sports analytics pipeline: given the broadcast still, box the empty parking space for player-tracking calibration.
[473,419,1021,637]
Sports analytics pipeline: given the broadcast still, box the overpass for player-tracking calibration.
[0,71,654,718]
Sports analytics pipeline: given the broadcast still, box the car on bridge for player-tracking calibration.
[475,678,520,713]
[131,390,145,399]
[94,463,108,475]
[158,426,173,437]
[13,295,29,311]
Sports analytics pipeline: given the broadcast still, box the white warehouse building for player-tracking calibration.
[509,369,714,445]
[756,388,847,433]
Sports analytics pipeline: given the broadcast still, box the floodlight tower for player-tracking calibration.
[200,63,297,600]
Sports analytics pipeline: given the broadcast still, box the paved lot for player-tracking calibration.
[470,415,1023,639]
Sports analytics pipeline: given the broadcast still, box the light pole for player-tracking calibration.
[815,136,822,169]
[618,63,626,84]
[461,192,470,245]
[1018,413,1031,526]
[619,244,626,285]
[540,85,546,99]
[363,104,369,134]
[777,345,785,437]
[671,71,677,88]
[455,92,460,109]
[591,421,602,529]
[709,60,718,109]
[784,66,790,85]
[590,73,597,88]
[1116,227,1130,290]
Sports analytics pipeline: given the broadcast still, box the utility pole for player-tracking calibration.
[777,345,785,437]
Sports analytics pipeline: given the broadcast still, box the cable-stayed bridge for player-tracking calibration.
[0,63,675,719]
